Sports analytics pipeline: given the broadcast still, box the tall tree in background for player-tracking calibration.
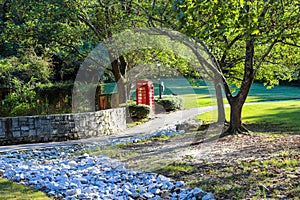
[0,0,148,103]
[0,0,87,81]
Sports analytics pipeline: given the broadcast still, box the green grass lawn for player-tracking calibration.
[181,94,214,108]
[0,178,51,200]
[198,100,300,132]
[246,83,300,102]
[130,78,300,109]
[155,78,300,107]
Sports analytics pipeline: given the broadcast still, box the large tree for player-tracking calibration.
[148,0,300,134]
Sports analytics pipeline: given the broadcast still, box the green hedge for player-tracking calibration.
[155,95,184,112]
[128,104,151,119]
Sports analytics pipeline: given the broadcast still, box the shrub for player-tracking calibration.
[155,95,184,112]
[0,79,38,117]
[128,104,151,120]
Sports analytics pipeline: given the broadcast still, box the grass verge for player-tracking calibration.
[198,100,300,132]
[0,178,51,200]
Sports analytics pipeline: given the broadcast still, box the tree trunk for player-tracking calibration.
[220,97,249,137]
[215,82,226,123]
[111,56,128,104]
[126,82,132,101]
[116,78,127,104]
[221,37,255,137]
[228,99,243,132]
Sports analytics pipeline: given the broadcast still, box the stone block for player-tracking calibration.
[12,119,19,127]
[21,126,29,131]
[46,115,53,120]
[43,135,49,142]
[21,131,29,137]
[28,117,35,124]
[29,129,36,136]
[66,115,74,121]
[79,120,86,127]
[20,121,28,127]
[55,115,63,121]
[58,128,66,134]
[35,119,41,127]
[41,127,51,134]
[0,129,4,137]
[41,121,49,126]
[13,131,21,137]
[19,117,27,122]
[36,129,42,136]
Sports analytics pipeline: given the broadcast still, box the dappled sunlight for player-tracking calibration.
[242,101,300,133]
[199,100,300,133]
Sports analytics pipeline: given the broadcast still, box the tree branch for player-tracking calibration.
[225,75,243,82]
[50,39,87,58]
[220,33,244,68]
[194,37,222,72]
[277,40,300,48]
[263,60,280,65]
[222,35,229,46]
[223,56,245,70]
[254,39,278,72]
[257,0,275,25]
[77,13,100,39]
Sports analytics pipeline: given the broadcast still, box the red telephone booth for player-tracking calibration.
[136,80,155,113]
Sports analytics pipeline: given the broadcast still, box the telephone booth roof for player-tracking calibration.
[136,79,153,86]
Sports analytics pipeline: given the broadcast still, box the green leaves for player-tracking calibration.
[0,51,52,87]
[251,29,260,35]
[0,77,38,117]
[169,0,299,89]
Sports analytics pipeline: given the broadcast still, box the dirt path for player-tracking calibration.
[109,130,299,171]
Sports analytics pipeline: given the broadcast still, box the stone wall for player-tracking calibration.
[0,108,126,145]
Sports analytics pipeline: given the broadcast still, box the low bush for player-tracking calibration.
[155,95,184,112]
[128,104,151,120]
